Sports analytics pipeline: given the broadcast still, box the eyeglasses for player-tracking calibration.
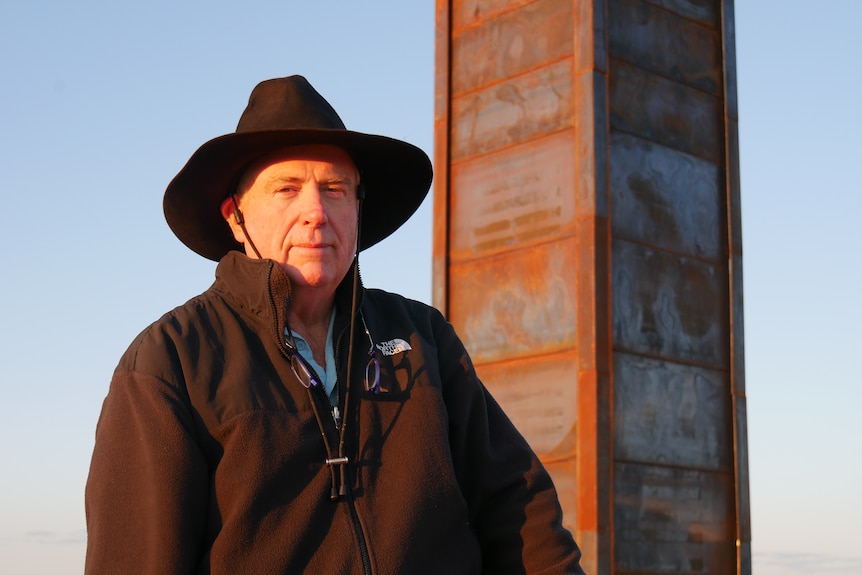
[285,342,323,390]
[361,312,382,394]
[284,312,383,394]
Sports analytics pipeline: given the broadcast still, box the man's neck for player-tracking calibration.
[288,286,336,365]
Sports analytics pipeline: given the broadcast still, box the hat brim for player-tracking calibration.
[163,129,433,261]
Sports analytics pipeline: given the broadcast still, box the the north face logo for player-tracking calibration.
[376,338,412,356]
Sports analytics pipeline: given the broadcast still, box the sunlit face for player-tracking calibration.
[221,144,360,295]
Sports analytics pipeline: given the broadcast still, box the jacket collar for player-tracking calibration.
[213,250,363,333]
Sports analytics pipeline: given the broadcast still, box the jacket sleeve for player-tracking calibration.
[435,317,586,575]
[85,368,209,574]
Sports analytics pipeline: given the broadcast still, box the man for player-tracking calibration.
[85,76,585,574]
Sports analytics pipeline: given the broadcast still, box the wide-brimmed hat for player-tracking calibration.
[163,75,433,261]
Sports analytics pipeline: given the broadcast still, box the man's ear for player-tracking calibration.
[219,196,245,243]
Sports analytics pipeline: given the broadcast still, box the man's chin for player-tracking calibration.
[283,266,339,290]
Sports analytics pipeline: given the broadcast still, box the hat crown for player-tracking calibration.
[236,76,347,133]
[165,75,432,261]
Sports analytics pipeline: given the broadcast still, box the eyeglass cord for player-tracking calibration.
[332,196,365,500]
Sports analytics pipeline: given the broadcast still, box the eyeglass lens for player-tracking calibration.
[290,351,321,389]
[364,350,382,393]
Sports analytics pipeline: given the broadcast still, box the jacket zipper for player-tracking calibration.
[279,341,372,575]
[268,263,373,575]
[333,317,374,575]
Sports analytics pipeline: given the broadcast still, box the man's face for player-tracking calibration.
[222,144,360,294]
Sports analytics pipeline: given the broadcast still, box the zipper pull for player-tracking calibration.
[332,405,341,428]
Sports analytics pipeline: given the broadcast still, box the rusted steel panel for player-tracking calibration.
[434,0,453,132]
[568,3,614,566]
[576,367,613,575]
[612,238,728,367]
[448,239,579,365]
[722,0,739,121]
[609,60,722,162]
[475,350,580,455]
[450,130,577,260]
[721,3,750,570]
[641,0,719,27]
[614,351,731,470]
[733,295,750,548]
[733,395,750,543]
[573,70,610,219]
[609,0,721,94]
[610,132,722,260]
[432,108,450,312]
[615,462,734,574]
[451,58,574,161]
[451,0,574,95]
[729,254,745,397]
[439,2,746,574]
[574,215,613,373]
[574,0,608,74]
[726,119,742,257]
[452,0,536,30]
[433,0,452,315]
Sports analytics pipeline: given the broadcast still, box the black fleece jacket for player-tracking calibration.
[85,251,584,574]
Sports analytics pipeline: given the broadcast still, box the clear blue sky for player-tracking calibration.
[1,1,859,574]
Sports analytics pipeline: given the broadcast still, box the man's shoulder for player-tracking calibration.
[116,287,229,374]
[363,288,440,317]
[145,286,224,334]
[361,288,451,339]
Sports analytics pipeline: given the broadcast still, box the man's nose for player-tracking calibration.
[299,186,328,225]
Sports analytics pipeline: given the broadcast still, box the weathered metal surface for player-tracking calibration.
[432,0,451,314]
[610,131,722,260]
[450,130,577,259]
[451,0,574,95]
[475,350,580,455]
[452,0,537,30]
[609,0,721,94]
[610,60,722,161]
[573,70,610,219]
[614,351,731,469]
[722,3,750,568]
[448,239,579,365]
[571,6,614,574]
[727,119,742,255]
[729,250,745,398]
[635,0,719,28]
[574,0,608,74]
[723,1,739,121]
[615,462,734,574]
[450,58,574,161]
[575,361,613,557]
[612,238,728,366]
[733,395,750,540]
[437,0,747,573]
